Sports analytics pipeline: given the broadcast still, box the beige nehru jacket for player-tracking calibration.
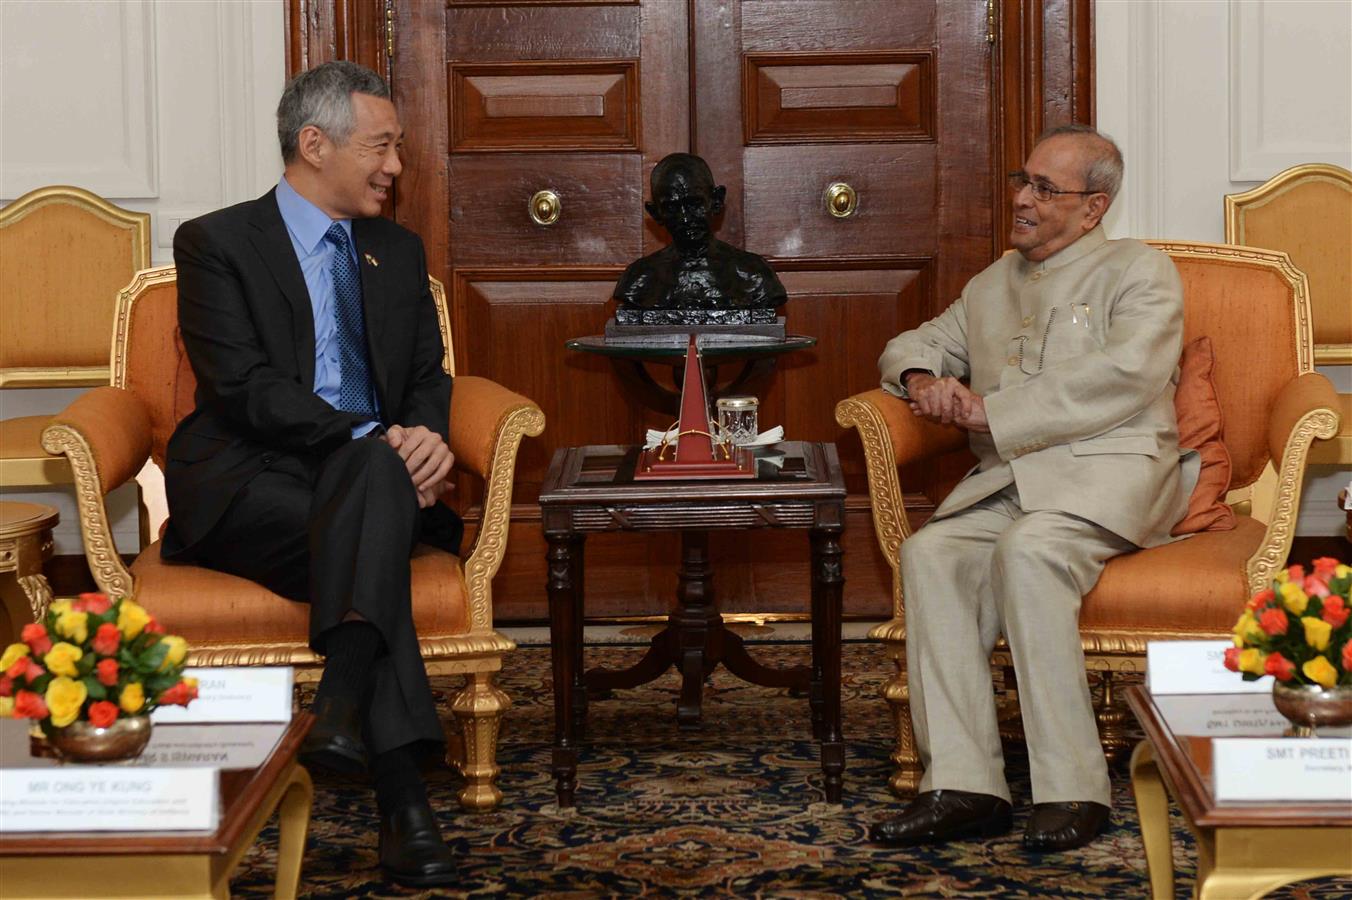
[879,226,1200,549]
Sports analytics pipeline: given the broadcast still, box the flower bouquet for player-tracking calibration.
[1227,558,1352,734]
[0,594,197,760]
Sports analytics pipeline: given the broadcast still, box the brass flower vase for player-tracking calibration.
[1272,683,1352,737]
[49,715,153,763]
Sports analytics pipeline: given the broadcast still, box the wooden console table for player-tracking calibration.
[539,442,846,807]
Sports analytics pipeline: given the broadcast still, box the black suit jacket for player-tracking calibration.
[163,189,456,557]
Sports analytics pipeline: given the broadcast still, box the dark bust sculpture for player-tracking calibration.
[613,153,786,326]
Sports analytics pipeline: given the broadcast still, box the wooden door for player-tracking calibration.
[365,0,1081,622]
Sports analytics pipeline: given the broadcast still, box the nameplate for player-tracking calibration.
[1151,694,1291,737]
[1213,738,1352,803]
[153,667,294,724]
[131,723,288,770]
[0,767,219,832]
[1146,640,1272,694]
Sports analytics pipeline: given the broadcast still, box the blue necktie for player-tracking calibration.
[324,223,376,419]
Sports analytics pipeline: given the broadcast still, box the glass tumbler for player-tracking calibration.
[716,395,759,446]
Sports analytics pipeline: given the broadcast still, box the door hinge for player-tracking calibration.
[986,0,997,44]
[385,0,395,61]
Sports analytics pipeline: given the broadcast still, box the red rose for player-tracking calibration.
[1304,575,1331,598]
[6,658,39,681]
[13,690,48,719]
[87,701,118,729]
[20,659,44,682]
[1312,557,1340,577]
[1343,639,1352,673]
[95,658,119,687]
[1259,607,1288,636]
[1246,588,1276,610]
[144,618,165,636]
[1264,651,1296,681]
[0,676,11,697]
[158,679,198,707]
[80,593,112,615]
[1223,646,1241,672]
[20,623,52,656]
[1287,564,1306,582]
[92,622,122,656]
[1321,595,1351,629]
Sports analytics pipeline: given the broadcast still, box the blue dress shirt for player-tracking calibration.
[274,176,380,437]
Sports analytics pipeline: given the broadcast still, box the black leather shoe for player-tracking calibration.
[298,695,367,777]
[1022,801,1110,852]
[379,799,459,888]
[869,790,1013,846]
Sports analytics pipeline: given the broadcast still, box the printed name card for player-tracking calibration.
[1146,640,1272,694]
[1150,694,1291,737]
[1213,738,1352,803]
[0,768,219,832]
[153,666,293,724]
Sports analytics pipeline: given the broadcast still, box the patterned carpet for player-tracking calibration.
[230,640,1350,898]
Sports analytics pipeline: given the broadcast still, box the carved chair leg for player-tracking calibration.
[881,644,922,796]
[1094,668,1133,766]
[450,669,510,811]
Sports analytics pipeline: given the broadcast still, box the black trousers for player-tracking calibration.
[187,436,448,757]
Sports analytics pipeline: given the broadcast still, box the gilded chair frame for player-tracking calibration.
[41,265,544,809]
[835,242,1340,794]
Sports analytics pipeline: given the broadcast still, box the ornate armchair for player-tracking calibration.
[1226,164,1352,467]
[0,186,150,488]
[835,241,1342,794]
[40,266,544,810]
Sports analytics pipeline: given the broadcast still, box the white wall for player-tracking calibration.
[1,0,285,555]
[1097,0,1352,537]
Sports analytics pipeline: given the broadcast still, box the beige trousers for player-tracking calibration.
[900,483,1133,806]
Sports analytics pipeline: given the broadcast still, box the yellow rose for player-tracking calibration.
[49,599,72,617]
[117,600,151,639]
[1301,616,1333,651]
[1279,582,1309,615]
[54,610,89,645]
[1238,648,1266,675]
[1232,611,1264,646]
[43,642,83,678]
[118,681,144,714]
[1335,564,1351,579]
[0,696,13,717]
[157,635,188,671]
[1302,656,1338,688]
[0,643,30,671]
[44,676,87,728]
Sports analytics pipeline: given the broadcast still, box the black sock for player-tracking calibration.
[373,744,430,819]
[314,620,383,706]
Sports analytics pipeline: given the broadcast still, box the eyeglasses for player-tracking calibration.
[1007,171,1098,202]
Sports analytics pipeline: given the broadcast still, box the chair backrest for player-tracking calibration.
[112,266,456,471]
[0,186,151,387]
[1147,241,1314,492]
[1224,164,1352,364]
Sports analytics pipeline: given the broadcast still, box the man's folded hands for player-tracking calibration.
[904,372,990,433]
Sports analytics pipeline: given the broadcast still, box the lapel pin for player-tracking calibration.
[364,252,379,267]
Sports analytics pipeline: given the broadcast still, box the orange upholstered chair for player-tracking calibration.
[1226,164,1352,467]
[40,266,544,810]
[835,241,1341,795]
[0,186,150,488]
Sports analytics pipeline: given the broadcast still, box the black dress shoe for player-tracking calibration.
[379,799,459,887]
[870,790,1013,846]
[1023,801,1110,852]
[298,695,367,777]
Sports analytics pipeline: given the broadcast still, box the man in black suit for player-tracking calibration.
[164,61,459,887]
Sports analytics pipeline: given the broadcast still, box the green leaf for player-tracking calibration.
[77,652,95,676]
[139,642,170,673]
[81,677,106,701]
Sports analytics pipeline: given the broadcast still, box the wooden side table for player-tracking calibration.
[0,501,58,644]
[1126,686,1352,899]
[539,442,847,807]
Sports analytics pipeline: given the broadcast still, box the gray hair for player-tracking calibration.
[1038,123,1124,202]
[277,61,389,164]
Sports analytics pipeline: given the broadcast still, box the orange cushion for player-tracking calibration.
[129,541,470,646]
[1172,336,1236,536]
[1082,515,1265,632]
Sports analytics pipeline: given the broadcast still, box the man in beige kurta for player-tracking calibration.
[870,125,1199,852]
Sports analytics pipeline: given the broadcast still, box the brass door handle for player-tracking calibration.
[529,189,561,226]
[825,182,858,218]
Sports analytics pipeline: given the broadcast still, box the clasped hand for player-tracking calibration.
[382,424,455,508]
[904,372,990,433]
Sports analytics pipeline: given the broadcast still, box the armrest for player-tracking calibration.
[41,387,153,497]
[449,376,545,631]
[1247,372,1341,593]
[39,386,153,598]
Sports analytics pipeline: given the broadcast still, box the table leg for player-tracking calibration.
[547,532,580,807]
[568,535,588,739]
[811,525,845,804]
[1129,740,1175,900]
[675,530,717,732]
[274,764,314,900]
